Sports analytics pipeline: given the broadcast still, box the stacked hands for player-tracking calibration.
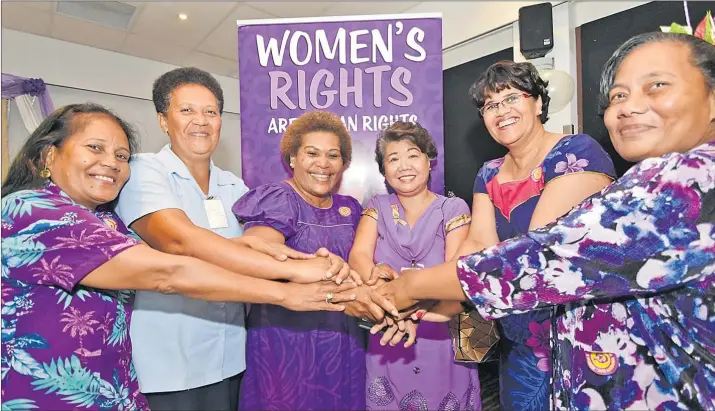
[240,236,423,348]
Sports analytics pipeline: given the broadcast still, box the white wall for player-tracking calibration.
[1,29,240,114]
[2,29,243,176]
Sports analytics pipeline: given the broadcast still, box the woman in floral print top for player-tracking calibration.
[369,32,715,410]
[1,104,359,411]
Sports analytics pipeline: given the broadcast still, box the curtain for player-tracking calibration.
[1,74,55,134]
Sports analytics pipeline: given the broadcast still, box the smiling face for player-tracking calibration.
[46,114,131,209]
[604,41,715,162]
[159,83,221,161]
[482,86,543,147]
[291,131,345,199]
[383,139,431,196]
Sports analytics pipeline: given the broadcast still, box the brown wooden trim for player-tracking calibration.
[2,99,9,183]
[575,26,583,134]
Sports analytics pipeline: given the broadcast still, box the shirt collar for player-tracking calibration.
[156,143,215,181]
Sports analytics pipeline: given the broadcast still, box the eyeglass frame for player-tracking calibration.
[479,92,533,116]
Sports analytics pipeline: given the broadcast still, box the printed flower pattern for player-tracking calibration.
[554,153,590,174]
[459,142,715,410]
[1,183,147,410]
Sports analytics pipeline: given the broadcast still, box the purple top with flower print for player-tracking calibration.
[459,141,715,410]
[1,183,147,411]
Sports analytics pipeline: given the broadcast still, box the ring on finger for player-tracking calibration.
[325,293,334,303]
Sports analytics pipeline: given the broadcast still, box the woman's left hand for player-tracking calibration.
[315,247,363,285]
[369,317,418,348]
[237,236,315,261]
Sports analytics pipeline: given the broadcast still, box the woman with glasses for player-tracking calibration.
[453,61,616,410]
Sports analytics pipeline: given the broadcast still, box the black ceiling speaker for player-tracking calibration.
[518,3,554,59]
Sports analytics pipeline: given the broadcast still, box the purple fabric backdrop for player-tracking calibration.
[1,73,54,117]
[237,16,444,204]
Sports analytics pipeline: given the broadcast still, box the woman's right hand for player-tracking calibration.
[291,256,363,285]
[366,263,399,286]
[279,281,358,312]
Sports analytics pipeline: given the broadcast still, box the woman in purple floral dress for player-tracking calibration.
[370,32,715,410]
[1,104,358,411]
[456,61,615,410]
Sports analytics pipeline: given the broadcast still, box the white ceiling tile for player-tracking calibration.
[6,0,55,13]
[322,2,421,17]
[198,4,276,61]
[50,14,127,52]
[183,50,237,78]
[1,3,52,36]
[121,33,192,67]
[246,2,330,18]
[130,2,236,48]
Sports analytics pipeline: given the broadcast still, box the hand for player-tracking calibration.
[290,257,361,285]
[237,236,315,261]
[279,281,357,312]
[342,285,385,322]
[366,263,399,286]
[315,247,363,285]
[369,317,418,348]
[369,275,419,318]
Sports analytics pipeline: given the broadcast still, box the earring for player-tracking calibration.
[289,160,295,168]
[39,167,51,178]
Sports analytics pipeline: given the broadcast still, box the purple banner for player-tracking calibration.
[238,15,444,204]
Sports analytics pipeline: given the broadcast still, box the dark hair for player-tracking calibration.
[469,60,551,123]
[598,32,715,115]
[280,111,352,167]
[2,103,139,196]
[375,121,438,176]
[152,67,224,115]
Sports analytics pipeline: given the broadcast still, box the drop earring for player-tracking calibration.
[39,167,51,178]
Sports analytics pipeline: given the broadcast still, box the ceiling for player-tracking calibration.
[1,1,428,79]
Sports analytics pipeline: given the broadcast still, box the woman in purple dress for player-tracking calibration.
[453,61,616,410]
[233,111,380,411]
[349,121,481,410]
[1,104,359,411]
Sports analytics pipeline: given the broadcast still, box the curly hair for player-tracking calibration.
[280,111,352,166]
[374,121,437,176]
[469,60,551,123]
[152,67,224,114]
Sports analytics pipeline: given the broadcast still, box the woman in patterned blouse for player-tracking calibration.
[1,104,358,411]
[369,32,715,410]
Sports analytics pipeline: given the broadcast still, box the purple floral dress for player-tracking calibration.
[232,181,367,411]
[1,183,147,411]
[473,134,616,410]
[459,141,715,410]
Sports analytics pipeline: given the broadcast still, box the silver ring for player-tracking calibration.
[325,293,334,303]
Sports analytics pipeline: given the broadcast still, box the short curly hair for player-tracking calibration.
[469,60,551,123]
[280,111,352,167]
[375,121,437,176]
[152,67,224,115]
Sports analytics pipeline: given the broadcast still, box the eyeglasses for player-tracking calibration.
[479,93,532,116]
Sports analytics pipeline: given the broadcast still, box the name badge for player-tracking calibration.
[204,197,229,229]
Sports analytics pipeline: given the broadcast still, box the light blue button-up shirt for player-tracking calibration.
[116,144,248,393]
